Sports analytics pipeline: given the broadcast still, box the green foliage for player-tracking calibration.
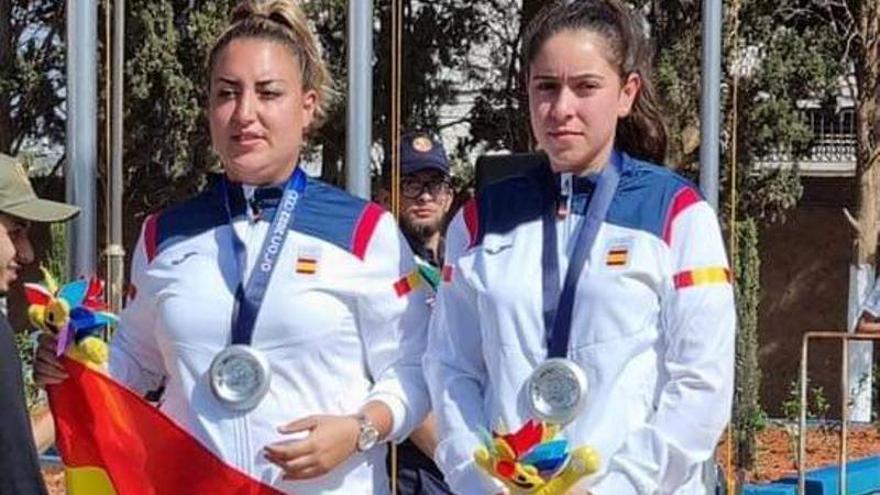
[780,376,833,468]
[780,377,833,425]
[0,0,66,155]
[46,221,67,282]
[874,363,880,432]
[733,217,765,470]
[13,328,40,412]
[123,0,234,228]
[457,0,543,156]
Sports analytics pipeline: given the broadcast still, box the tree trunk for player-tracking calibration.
[848,0,880,421]
[854,1,880,269]
[0,0,14,153]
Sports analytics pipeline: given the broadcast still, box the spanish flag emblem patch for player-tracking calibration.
[295,257,318,275]
[295,246,321,275]
[605,245,629,267]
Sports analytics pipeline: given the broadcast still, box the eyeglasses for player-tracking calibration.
[400,177,451,199]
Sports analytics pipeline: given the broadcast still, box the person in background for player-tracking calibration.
[0,154,79,495]
[377,132,455,494]
[378,132,455,289]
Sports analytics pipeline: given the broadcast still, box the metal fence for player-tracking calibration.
[798,331,880,495]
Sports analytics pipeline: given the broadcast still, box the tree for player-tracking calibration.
[799,0,880,422]
[457,0,542,156]
[299,0,499,185]
[0,0,66,157]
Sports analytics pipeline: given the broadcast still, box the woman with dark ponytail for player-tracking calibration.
[35,1,430,493]
[425,1,734,493]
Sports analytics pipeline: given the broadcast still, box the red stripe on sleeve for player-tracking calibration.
[352,202,385,260]
[394,277,412,297]
[662,187,701,245]
[143,214,159,263]
[463,198,479,248]
[673,271,695,289]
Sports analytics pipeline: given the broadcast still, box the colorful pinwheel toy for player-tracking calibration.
[25,268,117,367]
[474,419,600,495]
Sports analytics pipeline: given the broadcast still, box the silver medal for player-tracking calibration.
[527,358,588,425]
[209,345,271,411]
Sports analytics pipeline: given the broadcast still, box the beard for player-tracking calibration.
[401,216,443,244]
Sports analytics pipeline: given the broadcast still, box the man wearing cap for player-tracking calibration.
[380,133,454,274]
[0,154,79,495]
[378,133,455,495]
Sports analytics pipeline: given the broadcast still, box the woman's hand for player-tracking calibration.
[263,415,360,480]
[33,333,68,386]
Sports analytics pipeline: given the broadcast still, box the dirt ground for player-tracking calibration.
[42,424,880,493]
[716,423,880,484]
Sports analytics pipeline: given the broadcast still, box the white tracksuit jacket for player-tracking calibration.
[108,174,431,494]
[425,153,736,495]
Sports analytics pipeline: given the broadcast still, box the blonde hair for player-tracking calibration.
[207,0,335,133]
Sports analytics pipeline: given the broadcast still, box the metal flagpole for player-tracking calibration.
[106,0,126,314]
[66,0,98,278]
[700,1,723,491]
[346,0,373,200]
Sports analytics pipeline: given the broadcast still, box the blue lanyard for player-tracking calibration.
[220,167,307,345]
[541,152,621,358]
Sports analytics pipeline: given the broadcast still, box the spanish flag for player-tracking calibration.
[673,267,732,289]
[48,356,284,495]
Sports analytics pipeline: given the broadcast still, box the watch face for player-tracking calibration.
[354,414,380,452]
[357,426,380,452]
[358,428,379,452]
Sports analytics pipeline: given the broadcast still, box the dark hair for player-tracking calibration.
[207,0,335,133]
[522,0,667,163]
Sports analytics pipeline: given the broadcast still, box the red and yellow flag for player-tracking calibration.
[48,357,285,495]
[673,267,731,289]
[393,270,423,297]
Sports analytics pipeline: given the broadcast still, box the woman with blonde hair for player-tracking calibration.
[35,1,430,493]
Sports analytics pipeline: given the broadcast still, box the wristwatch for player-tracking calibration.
[354,413,380,452]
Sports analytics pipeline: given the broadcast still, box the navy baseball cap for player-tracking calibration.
[385,133,450,177]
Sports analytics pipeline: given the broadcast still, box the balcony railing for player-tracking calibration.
[756,135,856,177]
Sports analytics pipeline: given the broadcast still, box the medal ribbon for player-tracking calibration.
[542,152,621,358]
[221,167,307,345]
